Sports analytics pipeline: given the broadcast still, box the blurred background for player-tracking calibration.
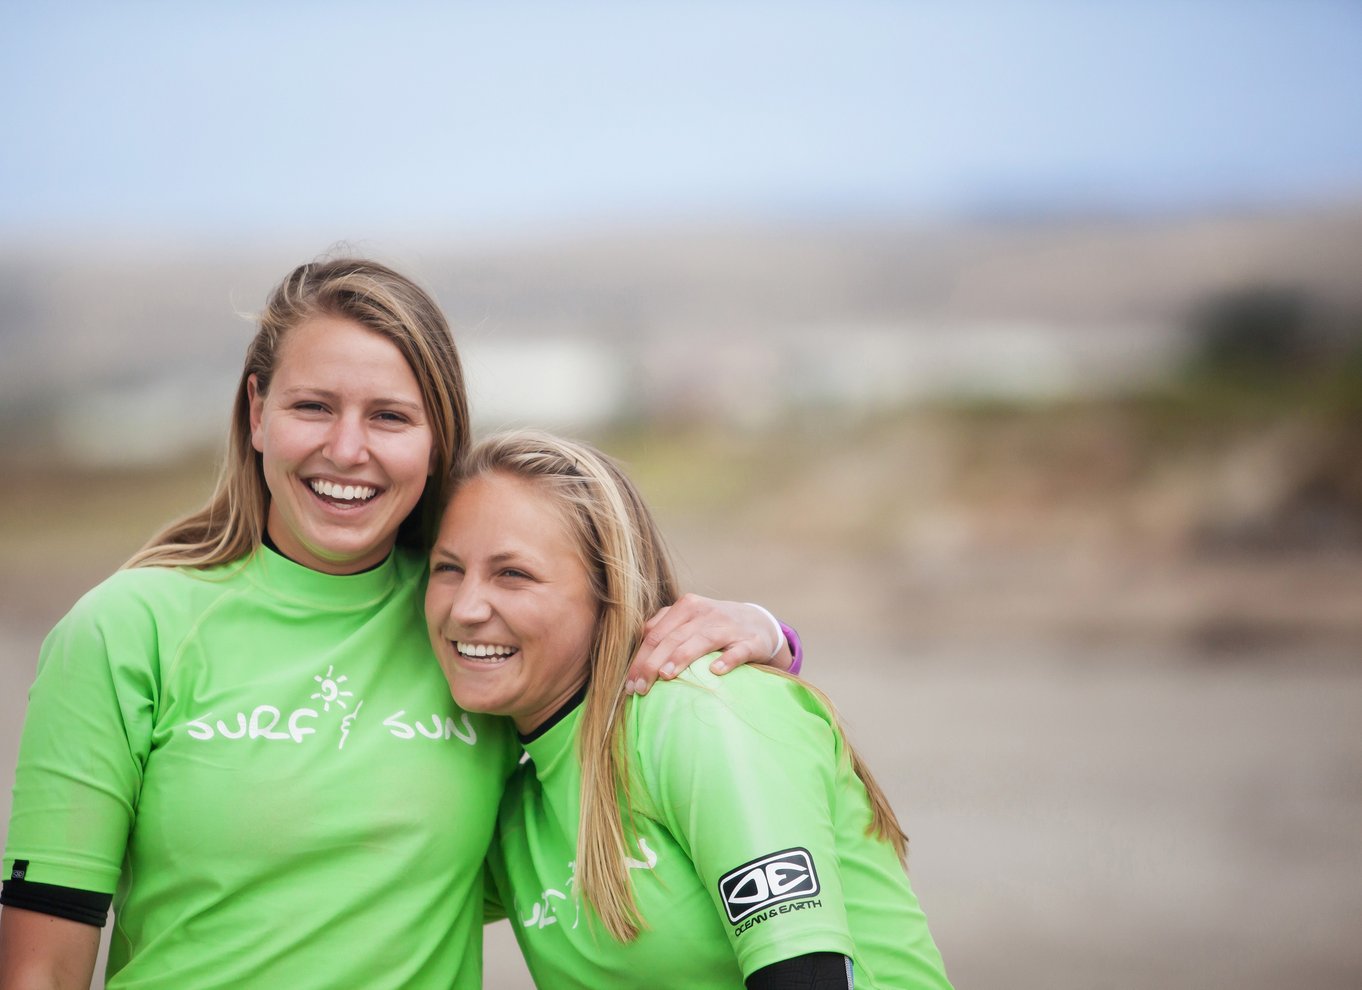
[3,2,1361,987]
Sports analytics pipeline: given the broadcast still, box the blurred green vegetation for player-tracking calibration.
[1177,285,1362,416]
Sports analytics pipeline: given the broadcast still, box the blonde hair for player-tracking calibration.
[126,258,468,569]
[456,430,908,942]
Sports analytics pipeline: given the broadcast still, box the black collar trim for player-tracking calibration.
[519,681,590,744]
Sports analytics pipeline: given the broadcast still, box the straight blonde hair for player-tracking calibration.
[456,430,908,942]
[126,258,468,569]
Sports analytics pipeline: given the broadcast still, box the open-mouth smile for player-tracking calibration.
[308,478,380,505]
[454,641,519,664]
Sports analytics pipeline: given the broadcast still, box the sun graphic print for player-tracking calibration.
[310,665,355,712]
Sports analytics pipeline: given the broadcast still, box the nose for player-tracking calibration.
[323,412,370,467]
[445,574,493,629]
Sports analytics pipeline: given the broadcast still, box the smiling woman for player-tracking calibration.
[0,257,797,990]
[426,431,952,989]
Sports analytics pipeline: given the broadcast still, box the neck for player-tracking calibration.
[517,679,591,742]
[260,529,390,575]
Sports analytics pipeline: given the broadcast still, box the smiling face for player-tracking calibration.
[248,314,434,574]
[425,471,600,733]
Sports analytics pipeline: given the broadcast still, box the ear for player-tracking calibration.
[247,374,266,454]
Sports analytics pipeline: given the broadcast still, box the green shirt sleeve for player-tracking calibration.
[630,664,858,977]
[4,574,162,893]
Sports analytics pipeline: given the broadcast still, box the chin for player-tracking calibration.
[310,528,389,559]
[446,683,506,718]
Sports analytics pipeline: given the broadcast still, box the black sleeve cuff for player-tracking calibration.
[746,951,853,990]
[1,877,111,928]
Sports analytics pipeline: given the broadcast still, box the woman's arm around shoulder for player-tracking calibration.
[626,595,799,695]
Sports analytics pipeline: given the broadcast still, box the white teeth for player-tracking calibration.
[309,480,377,501]
[455,642,518,660]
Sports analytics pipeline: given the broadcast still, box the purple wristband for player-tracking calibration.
[778,621,803,676]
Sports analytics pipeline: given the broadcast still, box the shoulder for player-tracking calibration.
[52,561,246,642]
[624,664,846,829]
[629,663,836,760]
[639,663,824,723]
[34,564,246,687]
[70,562,230,611]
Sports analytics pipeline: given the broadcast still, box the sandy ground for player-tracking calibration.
[2,503,1360,988]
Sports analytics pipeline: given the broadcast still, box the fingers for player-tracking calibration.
[625,594,785,695]
[627,593,722,695]
[639,603,672,636]
[707,641,760,676]
[627,626,713,697]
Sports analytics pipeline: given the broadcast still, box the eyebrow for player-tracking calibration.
[429,545,526,559]
[429,547,536,568]
[487,551,533,567]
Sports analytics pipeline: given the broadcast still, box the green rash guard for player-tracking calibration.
[2,545,518,990]
[485,663,952,989]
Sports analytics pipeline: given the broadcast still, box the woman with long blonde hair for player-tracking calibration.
[0,259,795,990]
[427,430,951,989]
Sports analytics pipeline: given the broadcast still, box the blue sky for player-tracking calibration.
[3,0,1360,241]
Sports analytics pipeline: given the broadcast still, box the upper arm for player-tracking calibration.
[632,669,855,976]
[637,669,842,855]
[3,584,157,895]
[0,906,101,990]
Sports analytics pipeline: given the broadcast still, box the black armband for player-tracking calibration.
[746,951,853,990]
[1,873,111,928]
